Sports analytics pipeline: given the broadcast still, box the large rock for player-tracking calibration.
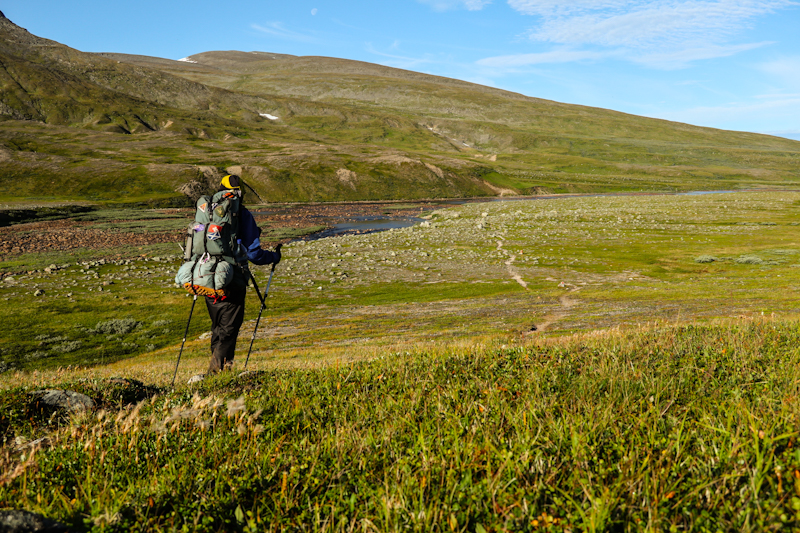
[176,180,209,202]
[29,390,94,412]
[0,510,67,532]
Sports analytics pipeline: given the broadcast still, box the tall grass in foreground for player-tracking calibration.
[3,319,800,532]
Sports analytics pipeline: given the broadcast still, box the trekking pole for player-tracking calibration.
[171,294,197,388]
[243,262,277,371]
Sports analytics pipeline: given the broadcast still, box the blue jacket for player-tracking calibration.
[239,208,280,266]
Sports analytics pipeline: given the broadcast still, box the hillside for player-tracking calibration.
[1,12,800,205]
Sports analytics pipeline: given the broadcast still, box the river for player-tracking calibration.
[252,189,765,241]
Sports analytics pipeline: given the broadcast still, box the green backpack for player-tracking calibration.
[175,190,247,297]
[187,190,244,259]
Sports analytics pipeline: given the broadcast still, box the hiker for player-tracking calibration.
[177,174,281,374]
[207,175,281,373]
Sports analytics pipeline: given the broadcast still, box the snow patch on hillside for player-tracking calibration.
[260,113,279,120]
[177,57,198,64]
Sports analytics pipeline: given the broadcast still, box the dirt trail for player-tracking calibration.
[536,293,581,332]
[497,240,529,290]
[496,238,581,332]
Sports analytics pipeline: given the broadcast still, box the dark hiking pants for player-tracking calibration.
[205,286,246,373]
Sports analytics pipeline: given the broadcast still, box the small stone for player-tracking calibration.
[34,289,45,297]
[0,510,67,532]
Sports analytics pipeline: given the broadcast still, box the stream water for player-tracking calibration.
[307,216,425,239]
[256,190,755,241]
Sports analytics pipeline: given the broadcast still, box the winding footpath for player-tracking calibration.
[495,237,582,332]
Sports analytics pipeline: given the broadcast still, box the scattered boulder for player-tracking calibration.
[176,180,209,202]
[336,168,358,190]
[0,510,67,532]
[29,390,94,412]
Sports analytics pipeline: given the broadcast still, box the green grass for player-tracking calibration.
[6,190,800,372]
[3,319,800,531]
[3,191,800,530]
[259,225,328,242]
[0,258,200,371]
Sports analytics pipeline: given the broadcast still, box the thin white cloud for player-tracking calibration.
[509,0,635,18]
[311,8,318,15]
[508,0,796,47]
[635,41,772,68]
[477,49,610,67]
[251,22,317,43]
[502,0,796,67]
[417,0,492,11]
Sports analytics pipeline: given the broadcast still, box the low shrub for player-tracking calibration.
[93,319,141,335]
[736,255,763,264]
[695,255,717,263]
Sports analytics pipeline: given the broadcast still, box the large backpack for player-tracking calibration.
[175,190,247,297]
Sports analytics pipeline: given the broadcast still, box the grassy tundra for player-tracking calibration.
[2,191,800,531]
[4,12,800,206]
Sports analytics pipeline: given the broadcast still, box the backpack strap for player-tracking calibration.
[188,255,202,296]
[203,221,210,256]
[210,257,221,291]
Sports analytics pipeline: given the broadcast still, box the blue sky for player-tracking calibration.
[3,0,800,139]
